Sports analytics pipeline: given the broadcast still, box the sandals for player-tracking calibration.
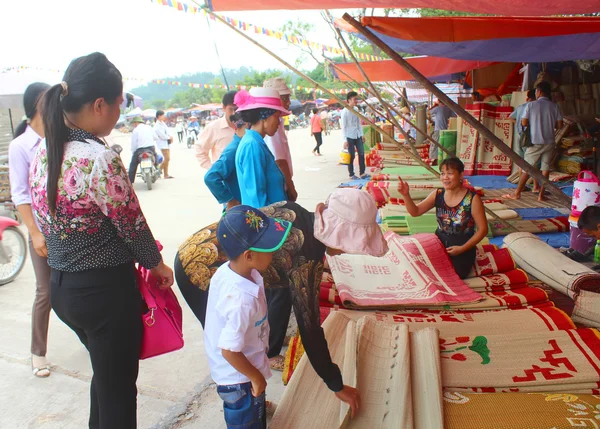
[32,365,50,378]
[269,355,285,372]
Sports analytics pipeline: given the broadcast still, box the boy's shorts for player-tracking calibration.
[217,382,266,429]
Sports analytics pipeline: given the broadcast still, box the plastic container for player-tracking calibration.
[572,171,600,216]
[595,240,600,263]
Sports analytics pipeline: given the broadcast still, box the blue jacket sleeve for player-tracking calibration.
[204,141,237,204]
[236,140,268,208]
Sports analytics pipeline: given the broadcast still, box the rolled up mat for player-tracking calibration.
[411,328,443,429]
[573,289,600,328]
[503,232,600,298]
[464,269,529,289]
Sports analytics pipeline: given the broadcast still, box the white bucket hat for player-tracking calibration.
[264,77,292,96]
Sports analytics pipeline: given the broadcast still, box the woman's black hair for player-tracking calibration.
[43,52,123,215]
[239,108,277,126]
[14,82,51,137]
[312,108,318,114]
[439,157,465,173]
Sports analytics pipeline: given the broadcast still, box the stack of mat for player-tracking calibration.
[503,232,600,328]
[327,232,483,310]
[274,313,444,429]
[278,310,600,428]
[324,232,552,312]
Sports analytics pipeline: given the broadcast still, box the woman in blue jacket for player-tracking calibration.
[234,88,290,208]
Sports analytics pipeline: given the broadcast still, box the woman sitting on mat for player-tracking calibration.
[399,157,488,278]
[174,188,388,418]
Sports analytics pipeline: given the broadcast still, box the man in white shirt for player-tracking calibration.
[154,110,174,178]
[128,116,158,183]
[341,91,367,179]
[264,77,298,201]
[204,205,291,428]
[195,92,237,170]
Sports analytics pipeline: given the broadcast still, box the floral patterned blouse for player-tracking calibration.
[30,128,161,272]
[435,188,477,236]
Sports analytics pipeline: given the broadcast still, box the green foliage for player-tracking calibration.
[237,70,291,88]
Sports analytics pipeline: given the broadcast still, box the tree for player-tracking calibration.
[280,20,322,67]
[236,70,290,88]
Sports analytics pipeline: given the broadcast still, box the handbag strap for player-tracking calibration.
[138,268,158,310]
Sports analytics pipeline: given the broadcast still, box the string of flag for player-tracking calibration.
[1,66,357,95]
[149,0,384,62]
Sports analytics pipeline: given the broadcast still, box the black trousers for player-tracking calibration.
[175,253,291,357]
[313,132,323,154]
[436,231,477,279]
[50,263,142,429]
[128,147,158,183]
[177,131,184,143]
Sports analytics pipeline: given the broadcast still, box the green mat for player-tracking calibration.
[380,166,439,176]
[438,130,457,163]
[406,215,438,234]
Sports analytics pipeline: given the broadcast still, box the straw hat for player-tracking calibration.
[314,188,388,257]
[234,88,291,115]
[264,77,291,96]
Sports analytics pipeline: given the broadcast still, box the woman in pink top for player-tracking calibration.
[310,108,323,156]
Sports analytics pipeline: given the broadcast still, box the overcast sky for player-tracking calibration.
[2,0,358,91]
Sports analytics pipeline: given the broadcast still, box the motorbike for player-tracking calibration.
[137,149,161,191]
[290,117,309,130]
[0,216,27,286]
[328,116,341,130]
[187,127,199,149]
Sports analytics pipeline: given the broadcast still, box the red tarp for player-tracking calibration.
[359,16,600,42]
[335,57,495,82]
[208,0,600,17]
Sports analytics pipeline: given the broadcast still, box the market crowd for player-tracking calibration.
[10,51,564,429]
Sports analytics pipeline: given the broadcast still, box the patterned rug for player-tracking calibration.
[444,392,600,429]
[485,188,571,209]
[441,328,600,393]
[475,105,513,176]
[458,105,481,175]
[491,217,570,236]
[328,232,482,309]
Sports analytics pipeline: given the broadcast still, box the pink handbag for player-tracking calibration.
[138,243,184,360]
[572,171,600,216]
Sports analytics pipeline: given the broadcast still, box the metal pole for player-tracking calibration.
[205,13,230,89]
[342,13,570,207]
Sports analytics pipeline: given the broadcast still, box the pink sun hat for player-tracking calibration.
[234,87,291,116]
[314,188,389,257]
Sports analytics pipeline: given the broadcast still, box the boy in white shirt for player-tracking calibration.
[205,205,292,429]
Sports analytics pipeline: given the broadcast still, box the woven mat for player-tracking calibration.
[469,247,516,277]
[504,232,600,299]
[328,232,482,309]
[441,328,600,392]
[444,392,600,429]
[485,188,570,209]
[464,269,529,289]
[491,217,570,236]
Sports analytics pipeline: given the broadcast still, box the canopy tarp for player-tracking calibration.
[208,0,600,17]
[335,57,495,83]
[337,16,600,62]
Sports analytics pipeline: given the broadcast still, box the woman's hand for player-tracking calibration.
[31,230,48,258]
[150,261,174,289]
[446,246,465,256]
[335,385,361,418]
[398,178,411,197]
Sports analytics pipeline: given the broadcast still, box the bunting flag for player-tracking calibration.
[1,66,354,95]
[149,0,384,62]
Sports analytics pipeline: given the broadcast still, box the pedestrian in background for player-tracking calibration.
[154,110,173,178]
[29,52,174,429]
[196,91,237,170]
[341,91,367,179]
[310,108,323,156]
[8,82,52,378]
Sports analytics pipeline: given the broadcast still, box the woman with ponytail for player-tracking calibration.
[9,82,52,378]
[29,52,174,429]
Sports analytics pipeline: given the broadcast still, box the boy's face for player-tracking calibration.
[244,250,273,272]
[583,225,600,240]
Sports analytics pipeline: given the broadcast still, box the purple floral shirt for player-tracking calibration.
[30,128,161,272]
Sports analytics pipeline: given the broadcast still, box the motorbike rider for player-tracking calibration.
[128,116,159,183]
[187,116,200,140]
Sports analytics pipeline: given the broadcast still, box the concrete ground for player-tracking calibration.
[0,127,350,429]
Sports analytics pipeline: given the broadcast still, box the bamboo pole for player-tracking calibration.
[342,13,571,207]
[200,7,440,177]
[200,6,516,231]
[327,59,452,158]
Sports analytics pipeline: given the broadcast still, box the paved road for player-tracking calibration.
[0,127,349,428]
